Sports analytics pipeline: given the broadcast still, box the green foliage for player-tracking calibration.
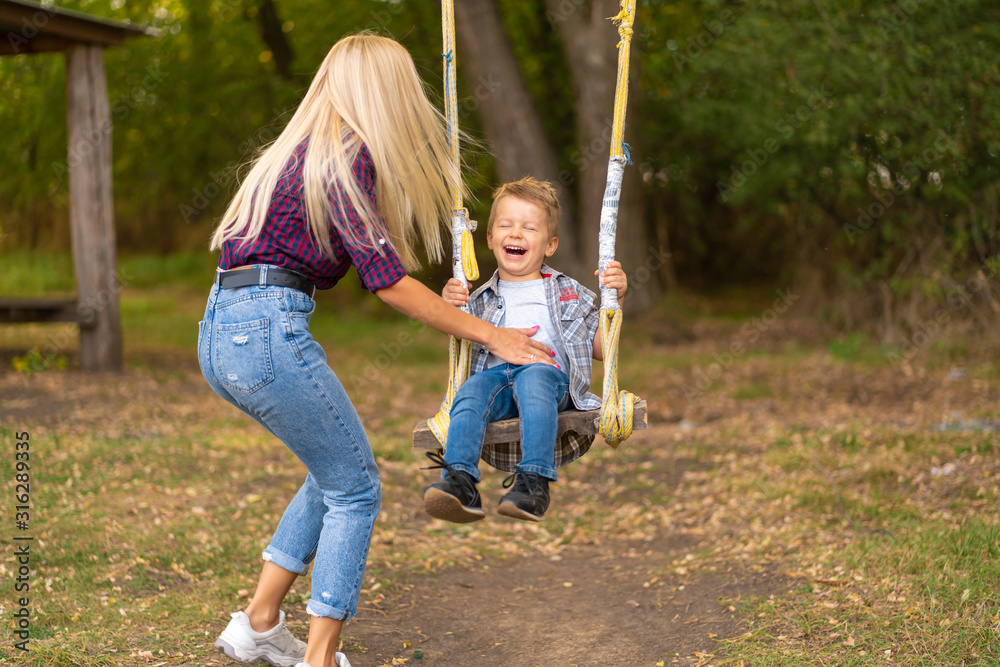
[1,0,999,329]
[640,0,1000,294]
[12,347,69,374]
[0,0,445,253]
[827,331,869,361]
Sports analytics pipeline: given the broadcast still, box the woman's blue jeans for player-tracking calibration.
[197,277,379,622]
[444,363,570,482]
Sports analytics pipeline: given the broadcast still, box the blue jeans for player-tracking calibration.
[444,363,570,481]
[197,276,380,622]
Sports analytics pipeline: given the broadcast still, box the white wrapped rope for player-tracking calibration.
[451,209,469,283]
[450,208,477,312]
[598,156,627,311]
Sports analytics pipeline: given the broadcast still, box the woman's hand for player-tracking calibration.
[376,276,555,366]
[489,325,558,368]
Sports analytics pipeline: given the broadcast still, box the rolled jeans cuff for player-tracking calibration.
[518,463,557,482]
[306,598,352,622]
[261,544,308,575]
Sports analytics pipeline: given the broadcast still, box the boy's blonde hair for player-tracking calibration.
[488,176,561,238]
[211,34,461,272]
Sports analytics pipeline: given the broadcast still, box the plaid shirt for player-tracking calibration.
[467,264,601,472]
[220,138,406,292]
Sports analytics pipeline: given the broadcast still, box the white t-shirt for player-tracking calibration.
[486,279,570,373]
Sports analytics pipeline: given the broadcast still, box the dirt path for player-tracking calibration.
[3,323,995,667]
[345,531,792,666]
[0,361,794,666]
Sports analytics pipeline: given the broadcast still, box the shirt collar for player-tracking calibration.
[485,263,563,296]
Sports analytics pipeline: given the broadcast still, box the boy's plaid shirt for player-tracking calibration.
[465,264,602,472]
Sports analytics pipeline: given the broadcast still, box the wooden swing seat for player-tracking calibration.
[412,399,647,451]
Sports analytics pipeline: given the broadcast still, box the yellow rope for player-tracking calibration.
[598,308,638,448]
[427,334,473,446]
[609,1,635,159]
[461,225,479,281]
[430,0,640,451]
[597,0,639,448]
[441,0,462,211]
[427,0,478,447]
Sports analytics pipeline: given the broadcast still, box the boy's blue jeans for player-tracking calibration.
[444,363,571,482]
[198,277,379,622]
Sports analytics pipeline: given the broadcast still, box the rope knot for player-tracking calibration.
[611,5,634,46]
[598,308,640,448]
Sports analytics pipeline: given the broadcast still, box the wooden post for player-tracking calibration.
[65,43,122,372]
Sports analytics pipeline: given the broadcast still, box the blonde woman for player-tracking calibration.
[198,35,555,667]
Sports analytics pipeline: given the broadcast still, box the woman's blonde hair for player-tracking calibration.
[211,34,460,272]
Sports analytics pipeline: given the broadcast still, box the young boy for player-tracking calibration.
[423,176,627,523]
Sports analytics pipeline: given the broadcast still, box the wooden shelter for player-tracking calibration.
[0,0,156,371]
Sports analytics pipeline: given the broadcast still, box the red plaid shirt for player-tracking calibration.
[219,138,406,292]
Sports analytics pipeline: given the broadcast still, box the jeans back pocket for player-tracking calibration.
[212,318,275,394]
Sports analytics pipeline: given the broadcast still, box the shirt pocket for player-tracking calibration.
[212,318,275,394]
[559,302,589,341]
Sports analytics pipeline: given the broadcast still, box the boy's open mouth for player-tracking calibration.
[504,245,526,257]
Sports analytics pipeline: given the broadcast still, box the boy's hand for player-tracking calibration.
[441,278,470,308]
[596,260,628,307]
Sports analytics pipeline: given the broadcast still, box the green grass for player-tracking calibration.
[725,518,1000,665]
[712,425,1000,665]
[2,269,999,665]
[0,250,222,295]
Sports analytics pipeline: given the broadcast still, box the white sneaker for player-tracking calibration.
[294,655,351,667]
[215,610,307,666]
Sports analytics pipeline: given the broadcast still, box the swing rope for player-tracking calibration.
[427,0,479,447]
[597,0,639,448]
[428,0,640,451]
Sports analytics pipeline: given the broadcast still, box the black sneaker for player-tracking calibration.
[497,471,550,522]
[422,452,485,523]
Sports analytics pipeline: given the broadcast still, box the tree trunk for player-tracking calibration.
[544,0,656,311]
[453,0,584,278]
[257,0,295,81]
[66,43,123,372]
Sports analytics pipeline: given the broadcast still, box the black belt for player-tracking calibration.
[217,267,316,297]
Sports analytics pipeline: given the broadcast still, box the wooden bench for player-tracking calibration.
[0,297,96,327]
[413,399,647,450]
